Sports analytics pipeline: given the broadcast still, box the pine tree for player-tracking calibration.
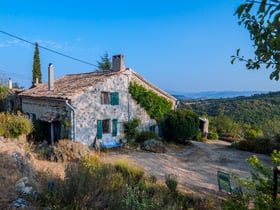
[96,52,111,71]
[32,42,42,85]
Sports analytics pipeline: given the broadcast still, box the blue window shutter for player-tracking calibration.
[112,119,118,136]
[97,120,102,139]
[110,92,119,105]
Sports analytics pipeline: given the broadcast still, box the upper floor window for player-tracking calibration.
[101,91,119,105]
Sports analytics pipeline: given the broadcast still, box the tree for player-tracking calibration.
[96,52,112,71]
[32,42,42,85]
[232,0,280,80]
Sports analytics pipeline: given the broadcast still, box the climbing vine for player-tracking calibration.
[129,82,172,122]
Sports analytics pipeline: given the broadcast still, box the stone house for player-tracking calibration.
[19,55,177,146]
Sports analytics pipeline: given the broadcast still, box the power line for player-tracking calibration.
[0,30,98,67]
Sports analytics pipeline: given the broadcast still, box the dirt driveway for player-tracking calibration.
[101,140,272,200]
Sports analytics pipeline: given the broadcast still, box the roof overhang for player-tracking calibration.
[39,112,59,123]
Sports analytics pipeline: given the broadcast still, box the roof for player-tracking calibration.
[19,69,176,103]
[19,70,119,100]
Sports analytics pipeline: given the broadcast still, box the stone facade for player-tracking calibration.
[71,70,156,146]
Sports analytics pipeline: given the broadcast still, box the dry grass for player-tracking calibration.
[0,152,22,208]
[0,137,67,208]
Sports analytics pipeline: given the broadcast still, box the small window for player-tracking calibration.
[101,92,110,104]
[101,91,119,105]
[102,119,110,134]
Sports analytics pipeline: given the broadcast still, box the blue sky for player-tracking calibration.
[0,0,279,92]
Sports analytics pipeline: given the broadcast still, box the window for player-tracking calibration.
[102,119,110,134]
[101,92,110,104]
[101,91,119,105]
[97,119,118,139]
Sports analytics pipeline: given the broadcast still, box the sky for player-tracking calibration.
[0,0,279,93]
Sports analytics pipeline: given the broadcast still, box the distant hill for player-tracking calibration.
[180,91,280,126]
[169,90,268,100]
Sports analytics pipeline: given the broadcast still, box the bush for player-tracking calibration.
[165,174,178,192]
[162,109,199,144]
[236,137,271,154]
[123,118,140,143]
[207,132,219,140]
[114,158,144,184]
[136,131,159,143]
[0,112,33,138]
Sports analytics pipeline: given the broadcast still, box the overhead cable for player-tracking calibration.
[0,30,97,67]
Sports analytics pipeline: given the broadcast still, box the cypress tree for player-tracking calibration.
[32,42,42,85]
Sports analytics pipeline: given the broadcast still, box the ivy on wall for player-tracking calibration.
[129,82,172,122]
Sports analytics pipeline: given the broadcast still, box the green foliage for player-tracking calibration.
[236,137,272,154]
[96,52,112,71]
[114,158,144,185]
[32,42,42,85]
[223,150,280,210]
[136,131,159,143]
[0,84,9,111]
[232,0,280,80]
[0,84,8,100]
[0,112,33,138]
[129,82,173,122]
[182,91,280,138]
[123,118,140,142]
[207,132,219,140]
[162,109,199,144]
[243,124,264,140]
[165,174,178,192]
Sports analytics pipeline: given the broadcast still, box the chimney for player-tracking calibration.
[48,63,54,91]
[112,54,125,71]
[8,78,12,89]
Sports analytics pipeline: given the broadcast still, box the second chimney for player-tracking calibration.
[48,63,54,91]
[8,78,12,89]
[112,54,125,71]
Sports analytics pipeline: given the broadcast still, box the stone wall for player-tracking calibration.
[72,72,155,146]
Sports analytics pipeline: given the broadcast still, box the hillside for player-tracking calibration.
[181,91,280,126]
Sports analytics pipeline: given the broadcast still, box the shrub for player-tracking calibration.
[162,109,199,144]
[236,137,271,154]
[0,112,33,138]
[136,131,159,143]
[114,158,144,184]
[207,132,219,140]
[165,174,178,192]
[123,118,140,143]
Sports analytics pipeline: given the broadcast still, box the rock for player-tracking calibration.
[15,177,33,194]
[12,198,27,208]
[141,139,166,153]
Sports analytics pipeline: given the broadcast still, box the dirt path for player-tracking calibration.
[101,140,272,200]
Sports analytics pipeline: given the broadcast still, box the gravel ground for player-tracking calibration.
[101,140,272,201]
